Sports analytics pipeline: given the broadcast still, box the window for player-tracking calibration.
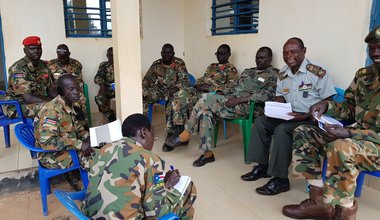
[63,0,112,38]
[211,0,259,35]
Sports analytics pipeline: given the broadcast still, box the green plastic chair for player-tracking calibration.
[214,101,256,164]
[83,83,92,127]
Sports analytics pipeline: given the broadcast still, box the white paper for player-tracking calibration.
[173,176,191,198]
[264,101,294,120]
[313,113,343,131]
[90,119,123,147]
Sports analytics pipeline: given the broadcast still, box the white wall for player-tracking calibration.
[184,0,372,89]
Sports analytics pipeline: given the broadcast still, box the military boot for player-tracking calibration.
[332,201,357,220]
[282,185,333,219]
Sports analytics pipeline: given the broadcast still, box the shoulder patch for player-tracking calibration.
[357,66,371,77]
[306,64,326,78]
[13,73,25,79]
[153,172,165,187]
[278,71,288,81]
[43,118,57,126]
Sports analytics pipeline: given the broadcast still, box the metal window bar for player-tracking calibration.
[63,0,112,38]
[211,0,259,35]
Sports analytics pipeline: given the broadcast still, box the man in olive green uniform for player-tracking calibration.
[47,44,88,129]
[164,44,238,152]
[166,47,279,167]
[82,114,197,219]
[6,36,56,118]
[34,74,93,171]
[94,47,115,122]
[240,38,336,196]
[142,44,189,116]
[282,25,380,220]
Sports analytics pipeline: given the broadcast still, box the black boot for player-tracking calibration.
[64,170,81,191]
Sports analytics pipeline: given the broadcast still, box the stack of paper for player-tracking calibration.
[89,119,123,147]
[174,176,192,199]
[314,114,344,131]
[264,101,294,120]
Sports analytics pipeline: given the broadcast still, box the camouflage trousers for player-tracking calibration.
[171,182,197,220]
[292,125,380,205]
[186,93,249,152]
[38,149,92,171]
[95,89,115,120]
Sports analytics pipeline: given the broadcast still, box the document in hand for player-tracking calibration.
[314,114,343,131]
[89,119,123,147]
[174,176,192,199]
[264,101,294,120]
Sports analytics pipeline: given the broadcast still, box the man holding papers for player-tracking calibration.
[83,114,197,219]
[34,75,94,190]
[282,26,380,220]
[241,38,336,196]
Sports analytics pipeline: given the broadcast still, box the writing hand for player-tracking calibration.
[164,169,181,189]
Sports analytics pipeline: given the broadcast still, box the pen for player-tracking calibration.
[170,165,174,171]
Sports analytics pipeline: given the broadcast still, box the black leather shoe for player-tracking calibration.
[256,178,290,196]
[162,143,174,152]
[193,154,215,167]
[165,135,189,147]
[241,165,271,181]
[64,172,81,191]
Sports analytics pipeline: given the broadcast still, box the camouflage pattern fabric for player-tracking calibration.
[142,57,189,112]
[47,58,88,128]
[34,95,90,169]
[165,63,238,136]
[184,66,279,151]
[6,57,53,118]
[82,137,197,219]
[292,64,380,206]
[94,61,115,120]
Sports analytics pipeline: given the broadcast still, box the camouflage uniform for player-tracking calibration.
[34,95,91,169]
[94,61,115,120]
[47,58,88,128]
[6,57,53,118]
[246,59,336,178]
[82,137,197,219]
[292,64,380,205]
[185,66,279,152]
[165,63,238,136]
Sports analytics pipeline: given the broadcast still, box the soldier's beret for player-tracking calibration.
[22,36,41,46]
[365,25,380,43]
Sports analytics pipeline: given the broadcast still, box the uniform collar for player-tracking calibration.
[283,58,309,78]
[57,95,74,114]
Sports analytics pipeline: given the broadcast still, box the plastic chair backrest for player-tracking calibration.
[188,73,196,86]
[333,87,345,102]
[83,83,92,127]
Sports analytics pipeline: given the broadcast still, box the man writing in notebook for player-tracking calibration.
[83,114,197,219]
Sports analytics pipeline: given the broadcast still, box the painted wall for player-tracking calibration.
[184,0,372,89]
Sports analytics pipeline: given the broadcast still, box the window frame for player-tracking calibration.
[211,0,259,36]
[63,0,112,38]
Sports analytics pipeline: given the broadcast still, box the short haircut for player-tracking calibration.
[122,113,152,137]
[288,37,305,49]
[258,46,273,58]
[107,47,113,53]
[57,74,77,89]
[57,44,69,51]
[162,43,174,51]
[219,44,231,53]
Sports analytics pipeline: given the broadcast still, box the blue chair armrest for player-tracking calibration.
[159,212,180,220]
[54,190,89,220]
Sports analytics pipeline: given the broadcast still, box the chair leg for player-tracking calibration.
[79,168,89,189]
[354,172,365,197]
[223,120,227,139]
[4,125,10,148]
[39,177,49,216]
[214,119,220,148]
[148,104,153,122]
[240,122,249,163]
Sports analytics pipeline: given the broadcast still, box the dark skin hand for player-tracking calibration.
[323,124,351,140]
[194,83,210,93]
[164,169,181,189]
[309,100,329,118]
[225,96,249,108]
[81,140,94,157]
[21,93,51,104]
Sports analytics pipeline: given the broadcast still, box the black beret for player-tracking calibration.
[365,25,380,43]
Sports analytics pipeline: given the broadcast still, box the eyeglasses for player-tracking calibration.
[56,48,67,53]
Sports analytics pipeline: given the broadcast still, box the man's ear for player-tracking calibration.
[139,128,147,139]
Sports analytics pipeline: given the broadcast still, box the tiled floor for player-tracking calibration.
[1,110,380,219]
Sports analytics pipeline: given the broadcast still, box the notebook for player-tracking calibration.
[173,176,192,198]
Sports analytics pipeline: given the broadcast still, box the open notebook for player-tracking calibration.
[173,176,191,198]
[89,119,123,147]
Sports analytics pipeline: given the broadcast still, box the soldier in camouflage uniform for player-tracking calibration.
[166,47,279,167]
[163,44,238,152]
[34,75,94,190]
[6,36,56,118]
[82,114,197,219]
[142,44,190,117]
[240,38,336,196]
[282,26,380,220]
[47,44,89,129]
[94,47,115,122]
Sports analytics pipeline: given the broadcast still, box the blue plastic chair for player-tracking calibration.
[14,123,89,216]
[54,190,179,219]
[333,87,345,102]
[0,90,29,148]
[148,73,196,122]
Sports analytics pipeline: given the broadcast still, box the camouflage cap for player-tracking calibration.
[365,25,380,43]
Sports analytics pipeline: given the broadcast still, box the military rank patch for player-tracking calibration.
[278,72,288,81]
[306,64,326,78]
[154,172,165,187]
[14,73,25,79]
[44,118,57,126]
